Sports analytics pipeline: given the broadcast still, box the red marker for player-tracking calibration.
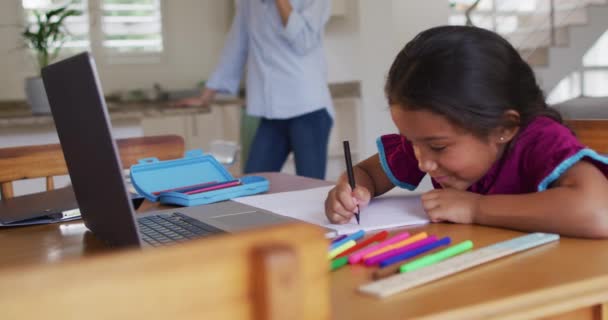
[335,230,389,259]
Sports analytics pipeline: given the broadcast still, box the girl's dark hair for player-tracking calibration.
[385,25,562,138]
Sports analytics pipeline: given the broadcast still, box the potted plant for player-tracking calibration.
[21,4,80,114]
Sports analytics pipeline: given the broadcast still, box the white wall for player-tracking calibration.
[0,0,360,100]
[0,1,28,100]
[324,1,360,83]
[356,1,449,158]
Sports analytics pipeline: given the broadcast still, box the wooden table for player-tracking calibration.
[2,172,608,319]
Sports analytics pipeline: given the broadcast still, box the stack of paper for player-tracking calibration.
[233,186,429,236]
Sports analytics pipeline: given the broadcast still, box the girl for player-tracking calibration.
[325,26,608,238]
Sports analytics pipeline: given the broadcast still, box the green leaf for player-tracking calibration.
[45,7,67,21]
[21,3,81,71]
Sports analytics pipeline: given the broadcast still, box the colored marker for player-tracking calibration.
[379,237,451,268]
[183,180,242,195]
[330,230,365,251]
[343,140,360,224]
[342,241,380,260]
[363,232,428,260]
[364,235,437,266]
[348,231,410,264]
[330,256,349,271]
[400,240,473,273]
[152,180,219,195]
[372,238,442,280]
[331,234,347,244]
[328,240,356,260]
[336,231,389,259]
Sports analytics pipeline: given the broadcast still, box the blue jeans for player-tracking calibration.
[244,108,333,179]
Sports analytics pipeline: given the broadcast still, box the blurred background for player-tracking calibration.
[2,0,607,196]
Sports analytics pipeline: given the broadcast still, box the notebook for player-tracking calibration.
[0,187,80,227]
[41,52,307,248]
[234,186,430,236]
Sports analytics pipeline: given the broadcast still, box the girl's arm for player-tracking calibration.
[325,154,395,224]
[475,161,608,238]
[346,154,395,197]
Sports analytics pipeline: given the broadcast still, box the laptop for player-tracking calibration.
[0,186,79,226]
[41,52,300,248]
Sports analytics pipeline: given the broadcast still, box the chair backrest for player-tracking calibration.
[0,222,330,320]
[565,119,608,154]
[0,134,184,199]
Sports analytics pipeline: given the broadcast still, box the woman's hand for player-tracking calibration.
[172,88,216,108]
[421,189,481,224]
[325,181,371,224]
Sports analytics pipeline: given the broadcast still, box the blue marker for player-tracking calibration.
[330,230,365,251]
[330,234,347,245]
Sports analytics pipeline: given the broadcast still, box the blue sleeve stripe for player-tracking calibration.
[376,137,416,191]
[538,148,608,191]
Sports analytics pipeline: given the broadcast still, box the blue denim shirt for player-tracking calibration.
[206,0,334,119]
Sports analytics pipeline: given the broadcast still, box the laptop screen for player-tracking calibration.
[42,52,142,247]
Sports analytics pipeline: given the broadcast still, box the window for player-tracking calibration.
[101,0,163,54]
[583,30,608,67]
[21,0,164,61]
[547,30,608,103]
[448,0,608,103]
[546,72,581,105]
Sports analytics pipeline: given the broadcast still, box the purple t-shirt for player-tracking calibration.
[377,116,608,194]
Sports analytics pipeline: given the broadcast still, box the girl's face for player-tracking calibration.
[390,106,507,190]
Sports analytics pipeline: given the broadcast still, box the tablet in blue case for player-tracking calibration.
[130,149,269,206]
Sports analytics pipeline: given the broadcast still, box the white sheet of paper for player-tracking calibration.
[233,186,429,236]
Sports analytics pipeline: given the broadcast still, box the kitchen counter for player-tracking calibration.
[0,81,360,129]
[0,99,241,128]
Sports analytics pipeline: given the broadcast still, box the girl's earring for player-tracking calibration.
[499,137,505,141]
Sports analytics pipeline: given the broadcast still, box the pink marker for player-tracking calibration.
[364,235,438,266]
[348,231,410,264]
[184,180,242,195]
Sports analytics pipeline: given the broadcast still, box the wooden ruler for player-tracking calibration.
[359,232,559,298]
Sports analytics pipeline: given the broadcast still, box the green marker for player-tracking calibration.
[399,240,474,273]
[330,256,349,271]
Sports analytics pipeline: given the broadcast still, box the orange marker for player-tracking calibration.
[362,232,428,261]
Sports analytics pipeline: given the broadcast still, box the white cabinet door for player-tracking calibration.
[141,107,242,175]
[331,0,346,16]
[141,115,189,144]
[219,104,242,143]
[188,108,225,151]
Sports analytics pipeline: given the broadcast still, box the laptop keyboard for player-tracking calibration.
[137,212,224,246]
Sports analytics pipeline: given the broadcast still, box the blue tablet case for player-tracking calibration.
[130,149,269,206]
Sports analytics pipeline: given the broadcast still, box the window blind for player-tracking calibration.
[101,0,163,53]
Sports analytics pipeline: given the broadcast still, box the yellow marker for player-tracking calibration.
[363,232,428,260]
[328,240,356,260]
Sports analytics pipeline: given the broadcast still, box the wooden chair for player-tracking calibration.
[565,119,608,154]
[0,135,184,199]
[0,222,330,320]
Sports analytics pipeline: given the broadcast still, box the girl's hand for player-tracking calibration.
[421,189,481,224]
[325,182,371,224]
